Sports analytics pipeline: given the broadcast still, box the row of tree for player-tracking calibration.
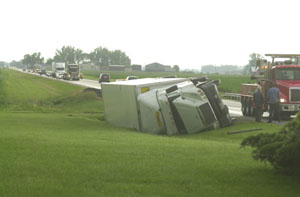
[21,46,131,68]
[7,51,262,74]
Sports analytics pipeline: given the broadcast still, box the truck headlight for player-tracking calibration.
[280,98,286,103]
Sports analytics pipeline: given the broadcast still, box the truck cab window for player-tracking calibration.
[275,69,295,80]
[69,68,77,72]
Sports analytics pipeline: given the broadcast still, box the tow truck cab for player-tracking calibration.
[241,54,300,118]
[264,65,300,116]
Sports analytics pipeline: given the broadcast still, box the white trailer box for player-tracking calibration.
[101,78,189,130]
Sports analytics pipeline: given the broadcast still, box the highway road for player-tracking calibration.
[223,99,242,116]
[223,99,291,125]
[14,68,101,89]
[67,78,101,89]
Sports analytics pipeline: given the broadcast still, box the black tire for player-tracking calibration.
[247,99,253,116]
[280,112,291,120]
[244,99,249,116]
[250,99,255,116]
[242,99,247,116]
[246,99,250,116]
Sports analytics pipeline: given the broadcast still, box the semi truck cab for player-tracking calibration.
[64,64,80,80]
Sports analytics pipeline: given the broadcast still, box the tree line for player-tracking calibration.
[6,51,263,73]
[21,46,131,68]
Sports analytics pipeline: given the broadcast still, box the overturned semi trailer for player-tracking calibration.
[101,77,232,135]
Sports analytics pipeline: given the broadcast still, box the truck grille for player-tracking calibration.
[290,88,300,102]
[199,103,216,125]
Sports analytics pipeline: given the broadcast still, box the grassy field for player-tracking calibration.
[82,70,255,93]
[0,70,102,112]
[0,69,299,196]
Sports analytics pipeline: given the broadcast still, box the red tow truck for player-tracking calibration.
[241,54,300,119]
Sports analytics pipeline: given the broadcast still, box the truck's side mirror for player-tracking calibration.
[212,79,221,86]
[190,76,209,86]
[166,85,178,94]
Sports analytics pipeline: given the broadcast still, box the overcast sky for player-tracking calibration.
[1,0,299,69]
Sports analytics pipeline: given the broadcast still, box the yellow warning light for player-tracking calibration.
[141,87,150,93]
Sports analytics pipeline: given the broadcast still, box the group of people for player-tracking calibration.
[253,82,280,123]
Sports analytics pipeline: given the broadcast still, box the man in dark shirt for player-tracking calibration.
[267,83,280,123]
[253,85,264,122]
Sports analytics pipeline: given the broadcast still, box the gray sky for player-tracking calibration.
[1,0,299,69]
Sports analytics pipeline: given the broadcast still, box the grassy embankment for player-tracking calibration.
[82,70,255,93]
[0,69,299,196]
[0,69,102,113]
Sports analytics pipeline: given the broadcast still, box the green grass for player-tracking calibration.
[210,74,255,93]
[0,69,6,104]
[3,70,83,101]
[0,69,102,112]
[1,113,299,196]
[0,69,299,196]
[82,70,255,93]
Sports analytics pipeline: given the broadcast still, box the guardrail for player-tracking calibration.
[222,93,241,101]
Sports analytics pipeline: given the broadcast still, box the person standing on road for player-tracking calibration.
[253,85,264,122]
[267,83,280,123]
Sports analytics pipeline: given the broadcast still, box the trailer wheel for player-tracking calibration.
[250,100,255,116]
[247,99,253,116]
[244,99,250,116]
[241,98,247,116]
[253,107,256,117]
[281,112,291,120]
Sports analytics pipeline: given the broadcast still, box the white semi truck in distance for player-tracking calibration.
[52,62,65,79]
[101,77,232,135]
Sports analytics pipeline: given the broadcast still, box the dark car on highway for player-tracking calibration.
[98,73,110,83]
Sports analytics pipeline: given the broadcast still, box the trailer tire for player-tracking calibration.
[241,99,247,116]
[247,99,253,116]
[281,112,291,120]
[252,107,256,117]
[249,99,255,116]
[245,99,249,116]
